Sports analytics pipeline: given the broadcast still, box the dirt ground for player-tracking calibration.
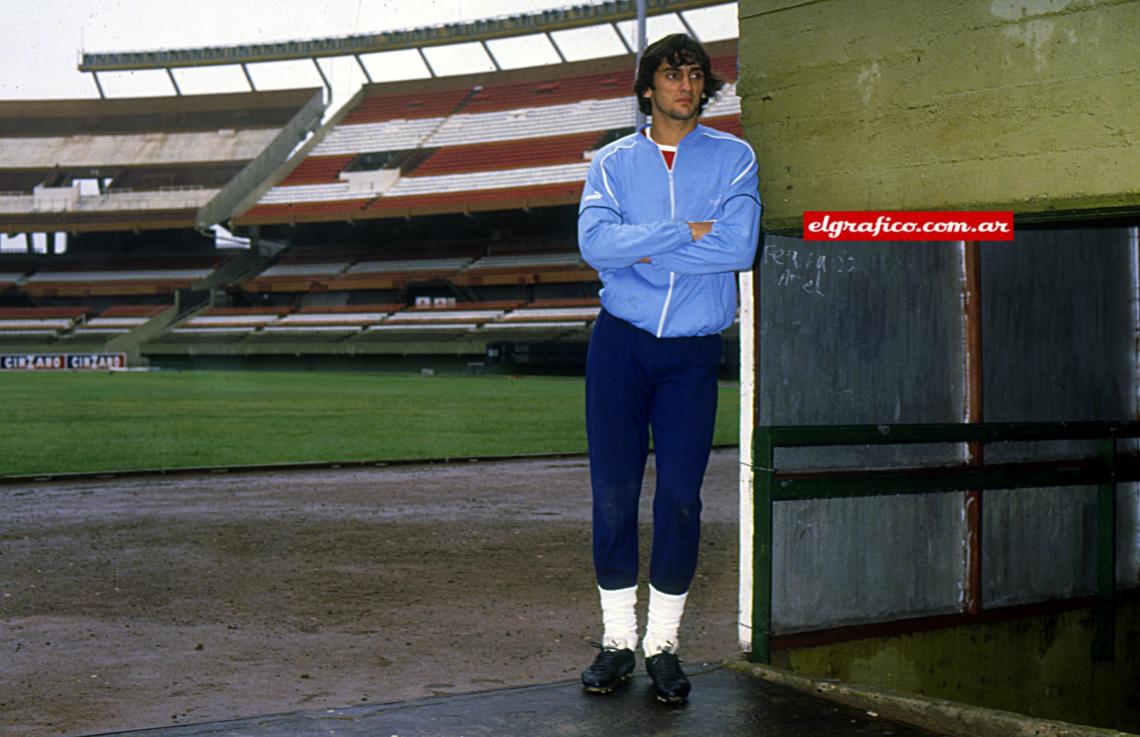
[0,449,744,737]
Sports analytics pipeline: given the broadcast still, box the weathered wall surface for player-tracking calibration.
[738,0,1140,233]
[752,226,1138,636]
[775,601,1140,732]
[980,227,1139,606]
[758,237,968,631]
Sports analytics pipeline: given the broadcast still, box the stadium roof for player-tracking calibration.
[78,0,728,72]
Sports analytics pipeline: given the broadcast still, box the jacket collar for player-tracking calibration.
[638,123,705,149]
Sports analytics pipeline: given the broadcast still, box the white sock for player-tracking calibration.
[598,585,638,651]
[643,584,687,657]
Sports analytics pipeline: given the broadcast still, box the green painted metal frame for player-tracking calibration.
[750,422,1139,665]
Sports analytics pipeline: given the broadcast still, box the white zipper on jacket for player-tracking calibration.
[656,272,676,337]
[656,156,677,338]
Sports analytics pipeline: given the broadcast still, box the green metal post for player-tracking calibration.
[752,426,774,663]
[1093,432,1117,662]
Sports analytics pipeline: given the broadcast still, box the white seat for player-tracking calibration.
[312,117,444,156]
[183,314,283,327]
[481,321,587,330]
[346,258,472,274]
[385,309,504,323]
[25,269,212,283]
[468,253,582,270]
[277,312,390,325]
[425,97,637,147]
[259,262,350,277]
[500,306,600,321]
[388,162,588,197]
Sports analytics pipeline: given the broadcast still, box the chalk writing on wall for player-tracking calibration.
[763,247,857,298]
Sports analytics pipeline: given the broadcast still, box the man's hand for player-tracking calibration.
[688,221,713,241]
[638,222,714,264]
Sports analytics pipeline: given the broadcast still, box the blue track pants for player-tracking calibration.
[585,309,722,595]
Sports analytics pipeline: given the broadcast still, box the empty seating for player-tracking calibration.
[410,132,601,177]
[279,154,357,186]
[358,300,520,341]
[242,243,596,292]
[461,72,630,115]
[170,306,295,340]
[387,162,590,197]
[365,181,584,217]
[258,261,350,277]
[467,252,583,270]
[269,304,400,327]
[0,267,30,287]
[0,88,323,234]
[701,82,741,119]
[498,299,600,321]
[703,115,744,138]
[73,304,170,335]
[19,257,224,298]
[242,246,370,292]
[347,257,473,274]
[252,304,403,340]
[454,251,595,287]
[139,296,606,345]
[424,97,637,148]
[482,298,600,337]
[341,89,471,125]
[0,306,90,339]
[383,302,516,325]
[257,182,361,205]
[24,266,215,283]
[242,247,481,294]
[310,118,443,157]
[239,199,370,222]
[239,46,741,225]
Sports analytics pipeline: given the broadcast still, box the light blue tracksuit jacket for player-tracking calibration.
[578,124,761,338]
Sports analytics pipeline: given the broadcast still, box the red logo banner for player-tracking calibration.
[804,211,1014,242]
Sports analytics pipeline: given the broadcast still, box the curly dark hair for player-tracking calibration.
[634,34,725,117]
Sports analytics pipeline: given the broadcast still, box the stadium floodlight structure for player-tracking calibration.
[77,0,724,99]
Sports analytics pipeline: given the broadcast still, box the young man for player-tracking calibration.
[576,34,761,703]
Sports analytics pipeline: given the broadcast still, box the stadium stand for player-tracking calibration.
[19,256,226,298]
[0,306,91,341]
[250,304,404,341]
[456,251,595,288]
[480,298,600,340]
[0,88,323,234]
[356,300,519,342]
[410,132,604,177]
[71,304,170,336]
[0,259,34,289]
[332,256,475,291]
[236,40,738,226]
[165,306,297,341]
[495,298,601,323]
[341,89,472,125]
[1,33,742,374]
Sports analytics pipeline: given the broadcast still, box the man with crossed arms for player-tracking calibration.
[577,33,761,703]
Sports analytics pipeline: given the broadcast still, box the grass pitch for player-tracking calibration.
[2,371,740,476]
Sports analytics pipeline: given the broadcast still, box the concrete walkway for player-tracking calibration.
[84,665,945,737]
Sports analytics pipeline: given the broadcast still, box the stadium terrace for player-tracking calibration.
[0,2,742,375]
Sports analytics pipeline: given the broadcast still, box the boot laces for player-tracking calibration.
[589,641,629,667]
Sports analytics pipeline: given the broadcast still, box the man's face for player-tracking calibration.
[643,59,706,123]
